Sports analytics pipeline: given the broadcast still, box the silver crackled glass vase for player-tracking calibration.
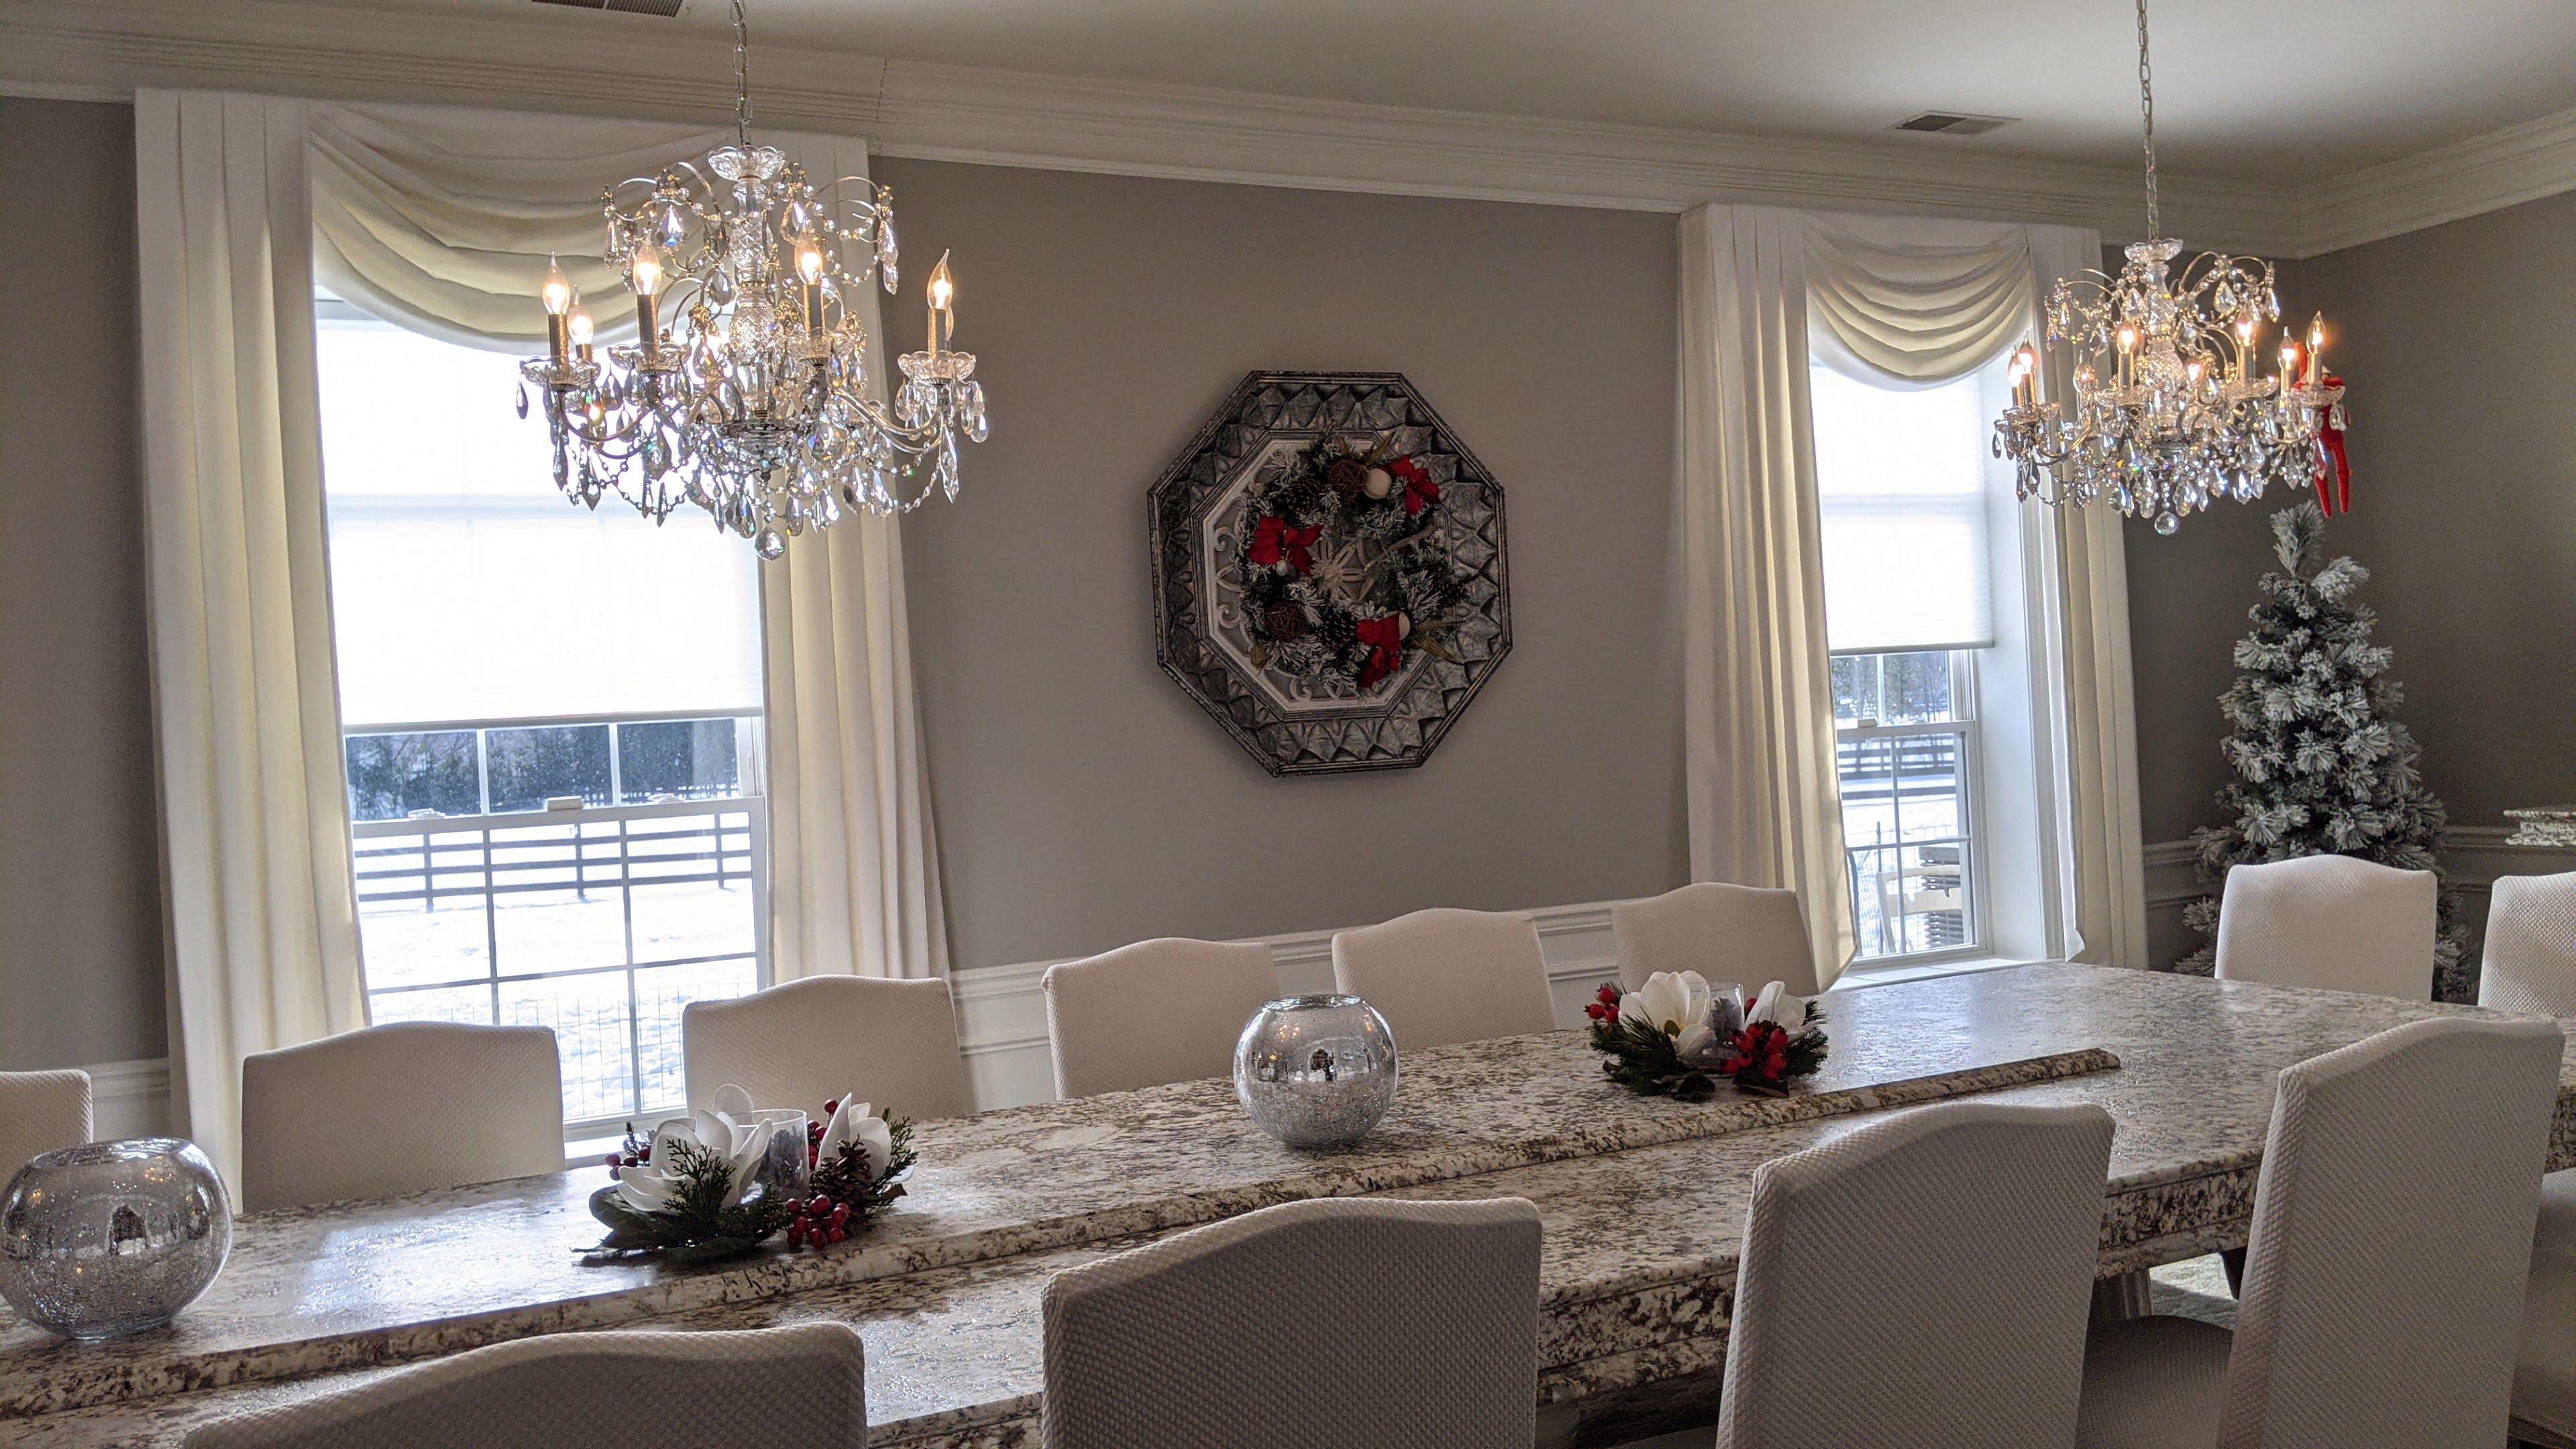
[0,1138,232,1340]
[1233,994,1398,1150]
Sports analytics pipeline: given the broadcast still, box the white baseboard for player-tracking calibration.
[949,902,1623,1112]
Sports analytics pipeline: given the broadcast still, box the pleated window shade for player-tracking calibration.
[317,310,763,729]
[1809,364,1995,655]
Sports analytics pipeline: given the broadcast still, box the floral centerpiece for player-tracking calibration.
[584,1085,913,1265]
[1585,971,1827,1100]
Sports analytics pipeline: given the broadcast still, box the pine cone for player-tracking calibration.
[1324,456,1368,500]
[1262,602,1307,641]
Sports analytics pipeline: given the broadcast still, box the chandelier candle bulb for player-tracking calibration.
[2304,313,2324,386]
[568,306,594,363]
[926,251,954,357]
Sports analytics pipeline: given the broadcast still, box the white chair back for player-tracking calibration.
[683,975,967,1121]
[1717,1102,2115,1449]
[1042,1196,1540,1449]
[1044,938,1279,1098]
[182,1323,866,1449]
[1611,883,1815,994]
[0,1069,91,1182]
[2480,871,2576,1017]
[1330,908,1554,1051]
[240,1023,561,1212]
[2214,854,2436,1000]
[2218,1015,2563,1448]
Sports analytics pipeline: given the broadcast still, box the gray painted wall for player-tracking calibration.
[0,99,167,1069]
[873,159,1689,971]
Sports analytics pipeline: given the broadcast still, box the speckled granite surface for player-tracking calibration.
[13,965,2573,1448]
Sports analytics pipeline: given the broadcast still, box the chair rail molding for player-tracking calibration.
[13,0,2571,258]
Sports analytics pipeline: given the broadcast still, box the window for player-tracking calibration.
[1811,362,2005,965]
[316,303,769,1133]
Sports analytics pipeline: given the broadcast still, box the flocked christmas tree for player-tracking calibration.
[2176,500,2472,999]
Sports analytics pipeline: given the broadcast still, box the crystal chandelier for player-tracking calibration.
[519,0,988,559]
[1994,0,2347,535]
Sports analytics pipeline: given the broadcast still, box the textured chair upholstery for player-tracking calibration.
[1044,938,1279,1099]
[1611,882,1816,995]
[240,1023,563,1212]
[0,1069,92,1181]
[2479,872,2576,1443]
[1330,908,1554,1051]
[1716,1101,2116,1449]
[2076,1015,2564,1449]
[182,1322,867,1448]
[1042,1195,1540,1449]
[2212,854,2436,1000]
[683,975,967,1120]
[2481,871,2576,1018]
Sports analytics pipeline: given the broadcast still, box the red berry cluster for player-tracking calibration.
[1584,984,1621,1024]
[603,1141,651,1179]
[782,1194,852,1251]
[803,1098,841,1169]
[1723,1021,1792,1086]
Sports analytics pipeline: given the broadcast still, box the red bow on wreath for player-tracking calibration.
[1248,515,1321,574]
[1353,614,1406,688]
[1388,455,1441,517]
[2312,371,2351,517]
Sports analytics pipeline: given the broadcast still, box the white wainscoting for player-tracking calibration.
[952,902,1623,1112]
[84,1057,171,1141]
[2142,826,2576,967]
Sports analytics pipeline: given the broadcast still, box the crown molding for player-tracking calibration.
[0,0,2296,251]
[2,0,2567,259]
[2298,105,2576,256]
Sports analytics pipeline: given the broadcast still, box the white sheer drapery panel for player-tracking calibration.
[1676,205,1856,989]
[307,102,726,352]
[757,130,950,982]
[2023,225,2147,970]
[135,91,368,1190]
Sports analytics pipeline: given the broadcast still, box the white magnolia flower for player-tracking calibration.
[1748,980,1817,1036]
[616,1106,765,1216]
[817,1094,894,1182]
[1621,970,1714,1037]
[1673,1020,1723,1068]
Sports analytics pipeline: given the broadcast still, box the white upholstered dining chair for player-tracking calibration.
[1044,938,1279,1098]
[1716,1101,2115,1449]
[182,1322,867,1449]
[683,975,967,1121]
[1330,908,1554,1051]
[0,1068,92,1181]
[2075,1014,2563,1449]
[239,1022,563,1212]
[1042,1195,1540,1449]
[2477,871,2576,1448]
[1611,882,1816,995]
[2212,853,2436,1000]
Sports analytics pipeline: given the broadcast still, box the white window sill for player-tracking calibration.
[1832,954,2039,992]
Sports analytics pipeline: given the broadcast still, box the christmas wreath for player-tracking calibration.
[1236,435,1474,690]
[1585,973,1827,1100]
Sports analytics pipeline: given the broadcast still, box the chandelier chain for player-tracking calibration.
[731,0,753,151]
[2135,0,2159,238]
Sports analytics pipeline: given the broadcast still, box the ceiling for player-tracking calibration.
[382,0,2576,183]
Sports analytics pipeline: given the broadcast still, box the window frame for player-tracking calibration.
[1833,649,1992,967]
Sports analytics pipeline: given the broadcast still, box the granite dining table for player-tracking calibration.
[9,963,2573,1448]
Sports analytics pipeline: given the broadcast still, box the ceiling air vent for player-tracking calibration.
[1891,111,2017,137]
[533,0,689,16]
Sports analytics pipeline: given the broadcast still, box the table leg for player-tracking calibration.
[2091,1270,2155,1324]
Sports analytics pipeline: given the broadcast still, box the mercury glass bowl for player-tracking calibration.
[1234,994,1399,1150]
[0,1138,232,1340]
